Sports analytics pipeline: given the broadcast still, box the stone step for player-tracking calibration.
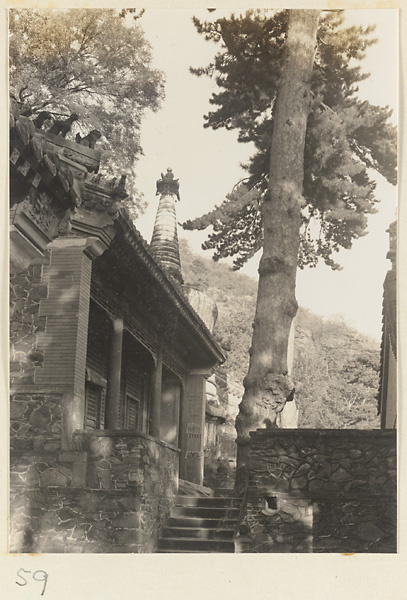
[156,548,205,553]
[158,537,235,552]
[213,487,235,496]
[171,505,240,519]
[175,496,237,508]
[166,516,238,529]
[157,493,239,553]
[162,526,235,540]
[178,479,214,497]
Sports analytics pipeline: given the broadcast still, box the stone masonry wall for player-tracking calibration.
[10,488,171,554]
[11,391,62,454]
[240,429,396,553]
[10,390,75,491]
[73,430,179,495]
[10,256,49,385]
[10,431,179,553]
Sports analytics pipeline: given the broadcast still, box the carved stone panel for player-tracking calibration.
[13,187,72,250]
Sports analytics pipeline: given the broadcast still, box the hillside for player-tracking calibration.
[179,238,380,429]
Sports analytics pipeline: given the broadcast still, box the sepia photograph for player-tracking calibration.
[8,4,398,563]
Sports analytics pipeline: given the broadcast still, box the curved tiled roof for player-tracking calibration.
[10,98,225,367]
[10,99,85,210]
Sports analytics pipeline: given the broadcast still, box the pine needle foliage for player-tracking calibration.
[182,10,397,270]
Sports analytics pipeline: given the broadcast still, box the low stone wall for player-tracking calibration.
[10,488,172,553]
[10,390,77,492]
[10,431,180,553]
[73,430,179,495]
[240,429,397,553]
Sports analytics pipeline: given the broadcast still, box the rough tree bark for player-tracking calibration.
[235,10,320,490]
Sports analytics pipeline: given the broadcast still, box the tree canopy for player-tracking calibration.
[9,8,165,215]
[182,10,397,270]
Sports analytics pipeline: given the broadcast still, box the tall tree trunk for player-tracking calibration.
[235,9,320,491]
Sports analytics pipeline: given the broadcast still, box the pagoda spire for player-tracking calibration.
[150,168,183,284]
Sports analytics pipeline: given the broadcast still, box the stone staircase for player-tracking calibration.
[157,495,240,553]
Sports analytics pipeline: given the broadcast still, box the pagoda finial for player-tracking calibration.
[156,167,180,201]
[151,168,183,284]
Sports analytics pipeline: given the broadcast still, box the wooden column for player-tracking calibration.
[105,316,124,429]
[149,345,162,438]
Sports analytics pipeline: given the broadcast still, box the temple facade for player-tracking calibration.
[9,98,397,554]
[9,100,224,553]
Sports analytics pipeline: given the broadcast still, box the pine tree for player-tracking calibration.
[183,10,397,270]
[184,9,396,486]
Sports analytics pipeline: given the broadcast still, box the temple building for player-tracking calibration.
[9,100,224,553]
[9,99,397,554]
[378,220,397,429]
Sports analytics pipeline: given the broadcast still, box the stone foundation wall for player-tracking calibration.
[10,431,180,553]
[240,429,397,553]
[10,488,171,553]
[73,430,179,495]
[10,389,77,493]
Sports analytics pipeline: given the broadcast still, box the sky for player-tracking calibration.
[132,8,398,342]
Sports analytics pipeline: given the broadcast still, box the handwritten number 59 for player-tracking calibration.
[16,569,48,596]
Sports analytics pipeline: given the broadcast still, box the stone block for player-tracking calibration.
[290,476,308,490]
[36,536,67,553]
[86,525,112,544]
[112,529,142,546]
[33,437,46,451]
[356,521,384,542]
[312,537,344,551]
[58,507,78,521]
[10,494,30,511]
[9,531,26,553]
[23,465,41,486]
[97,469,112,490]
[115,482,128,490]
[331,466,352,482]
[348,448,363,459]
[112,513,141,530]
[279,511,296,524]
[382,502,397,523]
[111,464,129,474]
[10,401,27,420]
[28,284,48,300]
[71,524,88,540]
[40,468,70,487]
[39,511,59,531]
[43,441,61,452]
[29,405,52,428]
[86,464,100,489]
[117,496,142,512]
